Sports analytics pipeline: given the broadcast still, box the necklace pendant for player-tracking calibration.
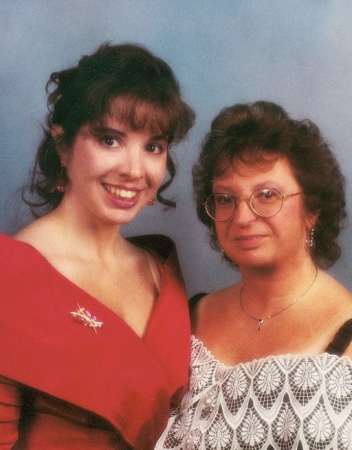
[239,268,318,332]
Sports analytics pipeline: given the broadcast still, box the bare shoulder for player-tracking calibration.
[15,215,62,258]
[316,271,352,357]
[191,284,240,335]
[319,270,352,314]
[15,218,70,280]
[15,220,32,239]
[325,274,352,360]
[16,218,41,242]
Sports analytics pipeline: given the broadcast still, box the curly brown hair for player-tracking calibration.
[23,42,195,215]
[193,101,346,269]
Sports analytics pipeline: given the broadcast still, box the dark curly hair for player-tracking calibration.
[193,101,346,269]
[24,42,195,215]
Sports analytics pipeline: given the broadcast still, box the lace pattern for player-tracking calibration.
[156,336,352,450]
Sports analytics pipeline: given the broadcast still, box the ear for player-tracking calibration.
[51,124,63,140]
[307,210,320,230]
[50,125,67,166]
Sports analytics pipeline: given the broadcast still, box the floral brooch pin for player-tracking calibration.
[70,304,103,333]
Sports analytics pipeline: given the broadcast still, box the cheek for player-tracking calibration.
[68,158,98,181]
[287,203,311,231]
[67,145,100,175]
[215,222,229,244]
[149,159,168,186]
[270,208,309,242]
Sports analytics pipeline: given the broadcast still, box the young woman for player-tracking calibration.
[0,43,194,449]
[156,101,352,449]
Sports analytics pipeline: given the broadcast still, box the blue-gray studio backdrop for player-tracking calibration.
[2,0,352,296]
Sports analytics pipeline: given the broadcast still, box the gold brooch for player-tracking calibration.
[70,304,103,333]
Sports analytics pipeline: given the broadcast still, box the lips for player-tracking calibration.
[103,184,138,199]
[235,234,264,249]
[236,235,261,241]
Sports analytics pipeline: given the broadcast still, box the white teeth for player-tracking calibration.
[105,185,137,199]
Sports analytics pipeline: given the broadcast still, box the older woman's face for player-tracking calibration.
[213,156,315,270]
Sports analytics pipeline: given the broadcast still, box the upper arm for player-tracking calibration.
[0,375,21,447]
[190,293,212,335]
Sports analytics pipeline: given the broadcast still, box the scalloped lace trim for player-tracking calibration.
[156,336,352,449]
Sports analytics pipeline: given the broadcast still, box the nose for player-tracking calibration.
[119,146,144,179]
[233,198,257,224]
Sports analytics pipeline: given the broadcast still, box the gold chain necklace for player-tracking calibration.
[239,267,318,330]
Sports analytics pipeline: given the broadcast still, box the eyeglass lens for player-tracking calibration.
[205,188,284,221]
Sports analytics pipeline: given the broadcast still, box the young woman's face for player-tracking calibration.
[59,114,168,227]
[213,156,315,270]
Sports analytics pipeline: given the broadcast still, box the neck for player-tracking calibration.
[239,258,318,316]
[48,201,127,262]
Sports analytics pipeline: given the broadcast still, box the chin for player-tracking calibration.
[234,254,274,270]
[99,211,138,226]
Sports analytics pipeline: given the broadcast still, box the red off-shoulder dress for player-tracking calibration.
[0,233,190,449]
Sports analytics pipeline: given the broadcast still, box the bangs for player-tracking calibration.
[214,149,280,178]
[107,95,176,141]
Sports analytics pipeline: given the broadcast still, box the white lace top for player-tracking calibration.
[155,336,352,450]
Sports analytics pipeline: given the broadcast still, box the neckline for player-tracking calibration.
[191,335,352,370]
[15,236,165,341]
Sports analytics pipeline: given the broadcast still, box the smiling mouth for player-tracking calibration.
[237,236,258,240]
[104,184,137,199]
[236,235,263,243]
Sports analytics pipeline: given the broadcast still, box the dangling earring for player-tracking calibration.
[56,182,65,193]
[148,197,156,206]
[220,248,226,261]
[305,227,315,253]
[56,164,66,193]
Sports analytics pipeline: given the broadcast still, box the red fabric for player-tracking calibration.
[0,233,190,449]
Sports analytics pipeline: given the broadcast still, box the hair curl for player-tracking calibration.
[24,43,195,215]
[193,101,346,269]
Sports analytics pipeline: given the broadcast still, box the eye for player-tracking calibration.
[256,189,280,202]
[214,194,235,206]
[146,143,166,154]
[100,136,120,148]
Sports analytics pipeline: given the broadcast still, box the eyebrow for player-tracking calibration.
[91,126,126,137]
[150,134,169,142]
[213,181,286,193]
[93,126,168,142]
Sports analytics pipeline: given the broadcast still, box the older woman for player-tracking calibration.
[156,101,352,449]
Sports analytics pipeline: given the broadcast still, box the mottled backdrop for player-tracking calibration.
[2,0,352,295]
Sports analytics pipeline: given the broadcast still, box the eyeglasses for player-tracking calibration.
[204,188,303,221]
